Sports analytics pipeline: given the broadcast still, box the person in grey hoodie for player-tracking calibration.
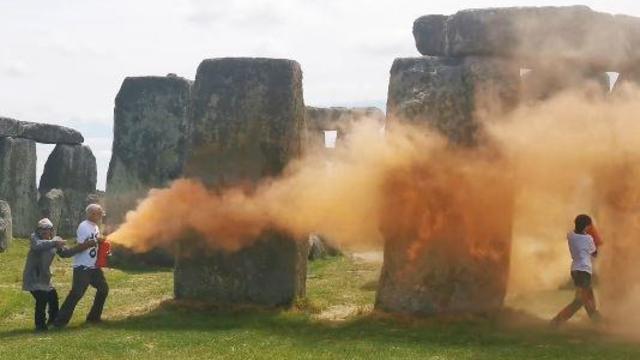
[22,218,95,331]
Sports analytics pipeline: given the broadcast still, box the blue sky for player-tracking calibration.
[1,0,639,190]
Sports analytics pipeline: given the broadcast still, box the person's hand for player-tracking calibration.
[53,236,66,248]
[85,239,98,247]
[97,236,107,244]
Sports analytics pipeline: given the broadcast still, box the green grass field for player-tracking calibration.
[2,239,639,359]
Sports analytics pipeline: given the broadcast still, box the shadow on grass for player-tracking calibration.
[0,321,106,338]
[108,263,173,275]
[38,301,600,348]
[1,300,630,359]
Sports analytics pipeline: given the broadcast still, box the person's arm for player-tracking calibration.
[588,236,598,257]
[57,239,97,258]
[30,234,63,251]
[586,225,603,248]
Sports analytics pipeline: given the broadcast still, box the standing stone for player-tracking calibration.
[106,75,192,227]
[175,57,308,306]
[39,144,97,236]
[175,232,308,305]
[377,56,516,315]
[0,200,12,252]
[386,56,520,145]
[375,155,514,315]
[305,107,384,151]
[39,189,65,232]
[184,58,305,185]
[592,160,640,317]
[0,137,37,237]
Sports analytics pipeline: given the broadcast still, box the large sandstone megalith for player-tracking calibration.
[38,189,64,232]
[377,56,517,315]
[0,200,12,252]
[0,117,84,144]
[0,137,37,237]
[39,144,97,235]
[520,68,610,102]
[106,75,191,226]
[375,158,514,315]
[592,160,640,317]
[386,56,520,145]
[175,58,308,306]
[413,6,639,72]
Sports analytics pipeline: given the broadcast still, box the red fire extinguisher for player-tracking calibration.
[96,239,111,268]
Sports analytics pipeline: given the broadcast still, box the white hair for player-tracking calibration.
[85,203,103,215]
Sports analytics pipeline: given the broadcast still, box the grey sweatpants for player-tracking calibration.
[53,267,108,327]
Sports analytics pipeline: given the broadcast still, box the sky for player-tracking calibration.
[1,0,640,190]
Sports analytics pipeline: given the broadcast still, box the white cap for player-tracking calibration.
[37,218,54,229]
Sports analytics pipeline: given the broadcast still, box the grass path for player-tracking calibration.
[1,239,640,359]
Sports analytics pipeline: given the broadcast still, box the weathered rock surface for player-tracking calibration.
[592,160,640,316]
[175,233,308,305]
[40,144,96,193]
[414,6,639,71]
[0,117,84,144]
[378,54,516,315]
[184,58,305,185]
[375,157,514,315]
[39,144,97,235]
[176,57,307,306]
[106,75,192,226]
[38,189,64,231]
[305,107,384,151]
[0,200,12,252]
[0,137,37,237]
[386,56,520,145]
[521,69,610,102]
[109,244,174,268]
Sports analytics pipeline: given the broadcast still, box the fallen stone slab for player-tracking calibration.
[0,117,84,144]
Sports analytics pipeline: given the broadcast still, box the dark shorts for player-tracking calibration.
[571,270,592,288]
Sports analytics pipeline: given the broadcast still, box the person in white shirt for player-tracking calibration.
[52,204,109,328]
[551,214,602,326]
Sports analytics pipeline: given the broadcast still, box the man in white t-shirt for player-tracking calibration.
[53,204,109,328]
[551,214,602,327]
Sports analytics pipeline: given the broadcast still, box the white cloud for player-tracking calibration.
[2,60,29,78]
